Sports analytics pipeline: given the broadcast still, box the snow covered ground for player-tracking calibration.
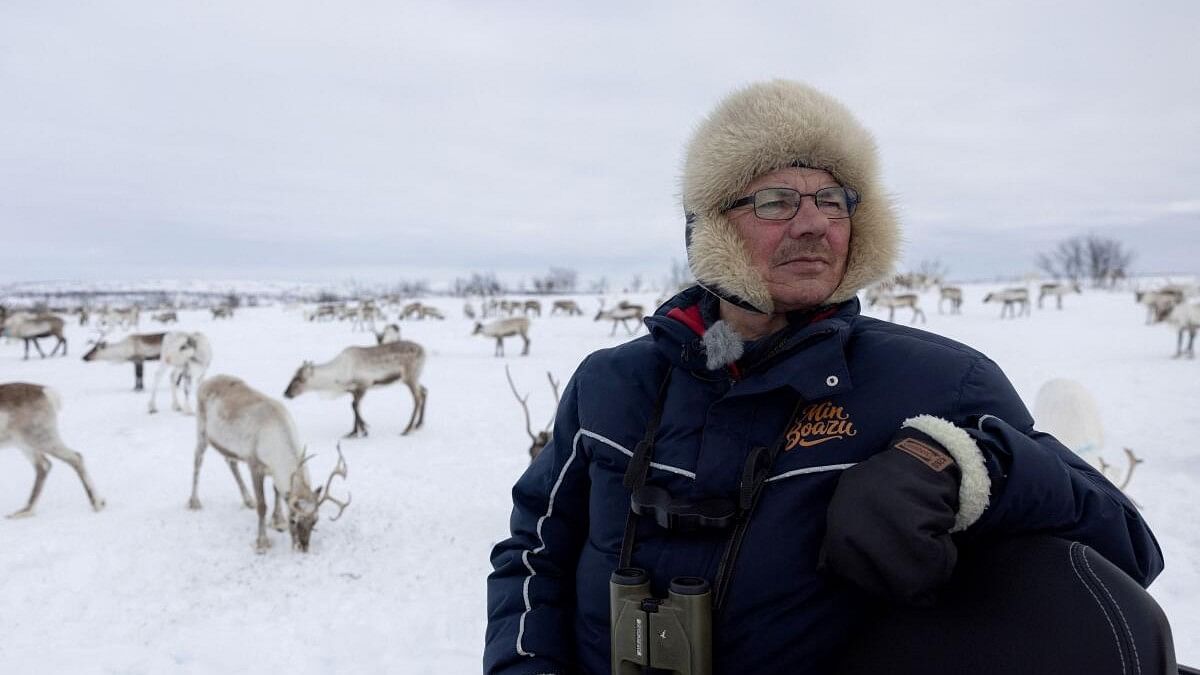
[1,282,1196,673]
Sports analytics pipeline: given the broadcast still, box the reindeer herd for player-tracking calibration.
[0,293,653,553]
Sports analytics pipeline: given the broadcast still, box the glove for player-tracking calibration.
[820,416,990,606]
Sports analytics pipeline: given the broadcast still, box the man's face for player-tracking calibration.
[726,167,851,313]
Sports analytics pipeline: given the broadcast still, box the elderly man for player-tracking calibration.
[485,80,1161,674]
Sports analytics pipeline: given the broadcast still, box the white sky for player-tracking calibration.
[2,0,1197,287]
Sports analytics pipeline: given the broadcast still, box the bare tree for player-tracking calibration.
[1037,234,1134,287]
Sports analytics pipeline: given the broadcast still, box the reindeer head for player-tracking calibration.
[471,322,484,335]
[286,446,351,553]
[284,361,315,398]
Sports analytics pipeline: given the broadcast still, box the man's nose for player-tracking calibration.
[785,196,830,238]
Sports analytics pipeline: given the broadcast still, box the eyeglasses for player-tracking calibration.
[724,186,860,220]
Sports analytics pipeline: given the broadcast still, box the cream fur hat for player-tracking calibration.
[682,80,900,314]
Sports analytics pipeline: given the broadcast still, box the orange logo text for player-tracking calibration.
[785,401,857,450]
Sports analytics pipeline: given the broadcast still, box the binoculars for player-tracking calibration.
[610,568,712,675]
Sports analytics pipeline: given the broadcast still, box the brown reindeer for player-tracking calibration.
[2,314,67,359]
[0,383,105,517]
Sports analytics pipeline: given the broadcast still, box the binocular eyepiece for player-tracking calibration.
[610,568,712,675]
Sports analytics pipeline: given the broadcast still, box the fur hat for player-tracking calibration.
[682,80,900,314]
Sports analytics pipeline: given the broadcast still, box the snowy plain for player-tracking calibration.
[1,282,1197,673]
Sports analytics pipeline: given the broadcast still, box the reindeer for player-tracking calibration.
[595,300,644,336]
[867,292,926,324]
[504,365,560,462]
[418,306,445,320]
[1038,281,1081,310]
[1161,302,1200,358]
[152,311,178,324]
[473,317,531,357]
[983,288,1031,318]
[82,332,166,391]
[1136,289,1184,324]
[463,302,477,319]
[190,375,349,553]
[399,301,424,320]
[1,314,67,359]
[938,286,963,314]
[550,299,583,316]
[0,382,105,517]
[284,340,428,438]
[147,332,212,414]
[210,306,234,320]
[523,300,542,317]
[373,323,402,345]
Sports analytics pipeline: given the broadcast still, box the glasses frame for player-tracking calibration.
[724,186,860,220]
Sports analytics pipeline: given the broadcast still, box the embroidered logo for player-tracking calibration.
[785,401,858,450]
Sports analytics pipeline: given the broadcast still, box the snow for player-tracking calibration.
[1,283,1197,672]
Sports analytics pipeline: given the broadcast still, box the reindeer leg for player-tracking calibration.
[40,434,105,512]
[346,388,367,438]
[147,360,169,414]
[226,459,254,508]
[169,367,186,412]
[134,361,145,391]
[416,384,428,429]
[521,333,530,356]
[8,448,51,518]
[401,381,421,435]
[32,336,48,358]
[188,426,209,510]
[270,487,286,531]
[250,467,270,553]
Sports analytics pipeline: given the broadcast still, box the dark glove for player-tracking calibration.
[820,427,962,606]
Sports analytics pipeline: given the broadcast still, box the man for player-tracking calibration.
[485,80,1162,674]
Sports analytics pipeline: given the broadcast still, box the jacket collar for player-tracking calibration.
[647,286,857,399]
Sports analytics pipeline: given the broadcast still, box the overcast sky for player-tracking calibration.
[2,0,1197,288]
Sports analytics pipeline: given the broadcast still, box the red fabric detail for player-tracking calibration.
[667,306,706,337]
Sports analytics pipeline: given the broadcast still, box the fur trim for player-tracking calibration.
[901,415,991,532]
[702,320,744,369]
[682,80,900,312]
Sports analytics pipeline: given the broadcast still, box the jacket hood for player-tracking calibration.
[682,79,900,313]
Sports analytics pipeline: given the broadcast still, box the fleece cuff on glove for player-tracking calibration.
[901,415,991,532]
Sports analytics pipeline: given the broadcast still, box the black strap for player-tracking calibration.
[618,368,674,568]
[712,397,805,610]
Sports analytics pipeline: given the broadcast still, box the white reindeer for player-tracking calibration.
[284,340,428,438]
[1162,302,1200,358]
[190,375,349,553]
[595,300,644,336]
[0,382,105,517]
[1038,281,1081,310]
[1033,378,1142,493]
[147,332,212,415]
[473,317,531,357]
[2,313,68,359]
[938,286,963,314]
[983,288,1031,318]
[1136,289,1183,324]
[868,292,926,324]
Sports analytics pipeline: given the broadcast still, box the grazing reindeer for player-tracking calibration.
[1161,302,1200,358]
[595,300,644,336]
[284,340,428,438]
[0,383,105,517]
[190,375,350,553]
[473,317,531,357]
[523,300,542,317]
[399,302,424,320]
[1038,281,1081,309]
[550,299,583,316]
[373,323,402,345]
[983,288,1031,318]
[1136,289,1184,324]
[418,306,445,320]
[938,286,963,314]
[82,332,164,391]
[504,365,560,462]
[147,332,212,415]
[868,292,926,324]
[152,311,178,324]
[1,314,67,359]
[211,306,234,320]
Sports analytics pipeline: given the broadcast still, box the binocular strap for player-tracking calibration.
[619,367,674,569]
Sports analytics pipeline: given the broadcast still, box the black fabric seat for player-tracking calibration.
[836,536,1181,675]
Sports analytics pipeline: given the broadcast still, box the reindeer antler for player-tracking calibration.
[1118,447,1144,491]
[543,371,561,433]
[505,364,538,443]
[315,444,351,521]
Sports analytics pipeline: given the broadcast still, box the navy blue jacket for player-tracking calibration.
[486,287,1163,674]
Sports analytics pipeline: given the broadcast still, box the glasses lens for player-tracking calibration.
[814,187,851,217]
[753,188,801,220]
